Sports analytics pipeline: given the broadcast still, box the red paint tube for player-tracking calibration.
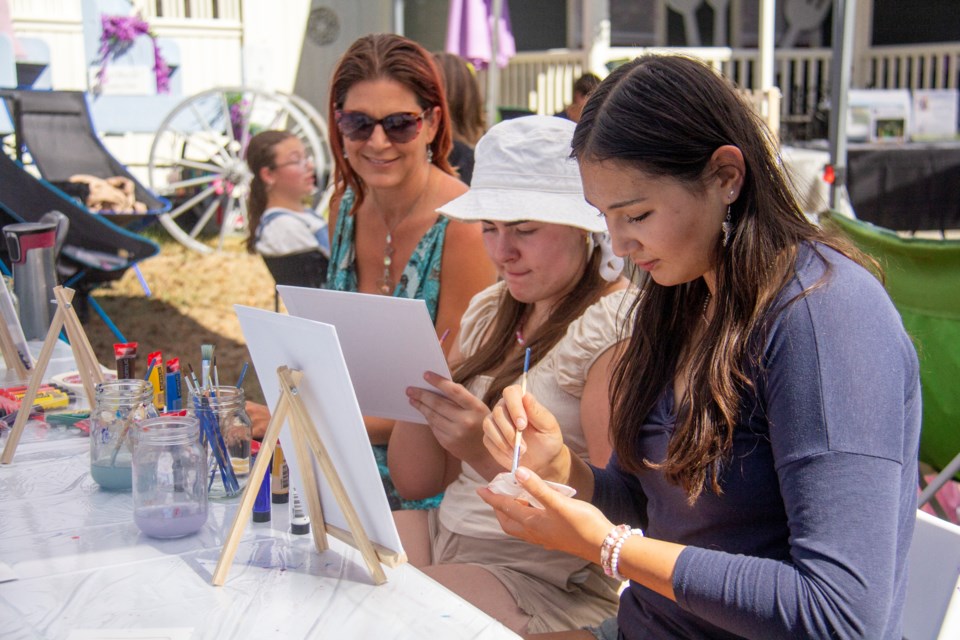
[114,342,138,379]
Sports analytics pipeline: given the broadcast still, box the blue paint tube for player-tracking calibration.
[252,453,271,523]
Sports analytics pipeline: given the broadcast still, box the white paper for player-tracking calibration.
[0,561,16,583]
[234,305,403,557]
[277,286,450,424]
[67,630,193,640]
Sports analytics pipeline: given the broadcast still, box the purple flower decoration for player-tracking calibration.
[95,13,171,95]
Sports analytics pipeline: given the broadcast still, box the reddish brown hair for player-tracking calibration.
[328,33,454,213]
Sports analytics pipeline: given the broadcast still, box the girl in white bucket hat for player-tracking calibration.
[389,115,631,634]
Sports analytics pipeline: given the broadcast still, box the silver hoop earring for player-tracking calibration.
[722,205,733,248]
[342,149,348,159]
[426,147,434,164]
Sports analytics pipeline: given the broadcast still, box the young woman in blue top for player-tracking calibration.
[326,34,496,510]
[480,55,921,639]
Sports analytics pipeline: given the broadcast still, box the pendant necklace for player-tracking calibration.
[701,292,712,325]
[375,174,432,295]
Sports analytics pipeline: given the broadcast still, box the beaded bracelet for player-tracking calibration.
[600,524,631,578]
[610,527,643,582]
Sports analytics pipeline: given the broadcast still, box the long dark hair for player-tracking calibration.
[328,33,455,213]
[572,55,872,501]
[244,130,295,253]
[453,247,608,407]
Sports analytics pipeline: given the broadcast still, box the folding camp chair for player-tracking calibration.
[261,251,328,312]
[822,211,960,511]
[0,88,169,229]
[0,150,159,340]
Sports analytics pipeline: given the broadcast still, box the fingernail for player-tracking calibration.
[516,467,530,481]
[516,417,527,430]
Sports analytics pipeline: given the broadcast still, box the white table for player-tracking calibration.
[0,423,521,639]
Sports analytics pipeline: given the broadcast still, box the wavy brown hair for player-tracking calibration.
[328,33,455,214]
[571,55,874,502]
[453,247,609,407]
[244,130,295,253]
[433,51,486,146]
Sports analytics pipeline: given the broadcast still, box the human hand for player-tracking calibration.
[244,400,271,440]
[406,371,489,461]
[477,466,612,562]
[482,384,568,482]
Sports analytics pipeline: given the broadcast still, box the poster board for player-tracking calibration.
[233,305,403,557]
[277,286,450,424]
[911,89,959,141]
[847,89,912,143]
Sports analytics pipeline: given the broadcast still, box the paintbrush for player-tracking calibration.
[511,347,531,476]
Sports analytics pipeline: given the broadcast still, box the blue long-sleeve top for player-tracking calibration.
[592,243,921,638]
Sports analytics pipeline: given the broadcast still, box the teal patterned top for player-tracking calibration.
[326,188,447,510]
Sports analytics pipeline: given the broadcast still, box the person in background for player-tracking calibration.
[481,54,921,639]
[389,116,631,634]
[433,51,486,185]
[244,130,329,259]
[554,72,601,124]
[326,33,496,511]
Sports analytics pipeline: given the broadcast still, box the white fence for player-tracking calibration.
[497,42,960,130]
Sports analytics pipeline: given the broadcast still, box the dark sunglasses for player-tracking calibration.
[335,109,430,144]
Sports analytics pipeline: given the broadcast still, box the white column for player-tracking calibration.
[757,0,775,91]
[485,0,503,127]
[582,0,610,77]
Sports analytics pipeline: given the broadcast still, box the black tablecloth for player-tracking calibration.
[845,142,960,232]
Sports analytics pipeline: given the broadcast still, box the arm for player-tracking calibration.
[435,219,496,356]
[579,343,622,466]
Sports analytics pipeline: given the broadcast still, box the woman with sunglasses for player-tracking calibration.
[327,33,496,511]
[244,130,329,260]
[480,55,921,639]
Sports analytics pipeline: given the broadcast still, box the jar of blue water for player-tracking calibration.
[132,416,208,538]
[90,379,158,491]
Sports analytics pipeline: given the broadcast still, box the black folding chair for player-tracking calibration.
[0,151,159,340]
[0,89,169,229]
[261,251,328,312]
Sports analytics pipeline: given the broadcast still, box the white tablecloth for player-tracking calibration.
[0,427,520,640]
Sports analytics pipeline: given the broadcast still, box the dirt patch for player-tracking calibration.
[82,233,276,405]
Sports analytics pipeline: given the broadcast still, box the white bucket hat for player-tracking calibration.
[439,115,623,280]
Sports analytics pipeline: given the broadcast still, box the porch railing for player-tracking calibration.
[496,42,960,133]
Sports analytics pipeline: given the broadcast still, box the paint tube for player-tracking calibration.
[147,351,165,410]
[252,452,271,523]
[165,358,182,412]
[271,442,290,504]
[114,342,138,379]
[290,487,310,535]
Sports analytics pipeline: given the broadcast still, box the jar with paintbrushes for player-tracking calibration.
[188,385,252,499]
[89,379,159,491]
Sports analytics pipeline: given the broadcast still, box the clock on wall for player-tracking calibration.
[307,7,340,47]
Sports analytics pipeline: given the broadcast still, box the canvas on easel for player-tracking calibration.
[0,272,32,381]
[220,305,405,586]
[1,286,104,464]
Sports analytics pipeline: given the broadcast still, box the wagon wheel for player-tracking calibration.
[148,87,326,253]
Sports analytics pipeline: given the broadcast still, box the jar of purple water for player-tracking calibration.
[132,416,208,538]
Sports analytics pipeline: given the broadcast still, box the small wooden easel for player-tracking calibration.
[0,286,104,464]
[212,366,402,586]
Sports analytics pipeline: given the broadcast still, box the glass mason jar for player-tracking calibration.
[132,416,208,538]
[90,379,159,491]
[189,386,252,499]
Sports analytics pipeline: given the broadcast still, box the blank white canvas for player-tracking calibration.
[277,286,450,424]
[234,305,403,557]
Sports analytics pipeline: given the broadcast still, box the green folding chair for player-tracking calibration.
[821,211,960,507]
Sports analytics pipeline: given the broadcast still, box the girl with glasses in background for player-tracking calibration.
[326,33,496,511]
[244,130,329,261]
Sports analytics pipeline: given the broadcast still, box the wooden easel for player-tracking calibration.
[0,286,104,464]
[212,366,401,587]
